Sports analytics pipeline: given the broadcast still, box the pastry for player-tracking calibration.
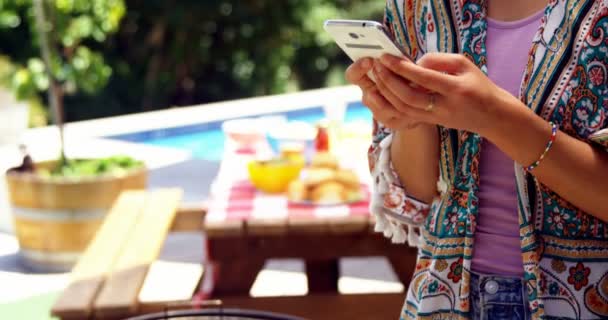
[310,181,345,204]
[287,180,308,202]
[303,168,335,187]
[334,169,360,189]
[343,187,363,202]
[310,152,339,170]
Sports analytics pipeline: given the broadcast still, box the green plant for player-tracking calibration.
[0,55,47,126]
[112,0,383,107]
[0,0,124,99]
[39,156,144,178]
[0,1,384,122]
[58,0,384,120]
[0,0,125,165]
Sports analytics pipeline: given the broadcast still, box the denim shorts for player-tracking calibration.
[469,271,531,320]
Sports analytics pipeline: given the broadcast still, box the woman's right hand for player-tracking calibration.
[345,58,420,130]
[346,58,440,204]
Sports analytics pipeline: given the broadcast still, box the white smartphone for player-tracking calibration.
[323,19,413,64]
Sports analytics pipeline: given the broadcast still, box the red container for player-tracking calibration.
[315,122,330,152]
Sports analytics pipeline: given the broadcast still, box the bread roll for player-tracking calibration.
[310,152,339,170]
[343,187,363,203]
[311,181,345,204]
[303,168,335,187]
[287,180,308,202]
[334,169,360,189]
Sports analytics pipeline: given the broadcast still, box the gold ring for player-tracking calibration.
[425,94,435,112]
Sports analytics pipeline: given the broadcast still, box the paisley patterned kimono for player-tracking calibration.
[368,0,608,319]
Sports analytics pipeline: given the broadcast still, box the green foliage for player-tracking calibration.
[0,54,47,126]
[40,155,144,178]
[72,0,384,119]
[0,54,44,101]
[0,0,383,122]
[0,0,125,101]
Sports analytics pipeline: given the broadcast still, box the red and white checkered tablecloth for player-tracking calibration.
[206,179,371,223]
[206,142,372,223]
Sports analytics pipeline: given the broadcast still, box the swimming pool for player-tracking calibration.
[109,101,372,162]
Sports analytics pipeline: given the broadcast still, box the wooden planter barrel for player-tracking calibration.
[5,160,147,272]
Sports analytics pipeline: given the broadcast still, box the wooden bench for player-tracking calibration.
[51,189,205,320]
[51,189,417,320]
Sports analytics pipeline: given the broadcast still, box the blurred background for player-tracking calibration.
[0,0,383,126]
[0,2,413,319]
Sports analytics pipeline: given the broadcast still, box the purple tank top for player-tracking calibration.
[471,10,545,277]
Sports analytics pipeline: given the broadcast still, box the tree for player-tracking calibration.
[1,1,384,122]
[0,0,125,162]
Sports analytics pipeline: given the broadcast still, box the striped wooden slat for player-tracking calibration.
[93,189,182,318]
[51,191,146,319]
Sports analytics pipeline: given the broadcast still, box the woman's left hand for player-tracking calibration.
[372,52,517,135]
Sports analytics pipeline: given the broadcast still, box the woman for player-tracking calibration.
[346,0,608,319]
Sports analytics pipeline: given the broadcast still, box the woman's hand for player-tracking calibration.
[345,58,421,131]
[376,52,608,219]
[373,52,517,135]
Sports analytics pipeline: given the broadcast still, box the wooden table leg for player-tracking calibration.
[206,232,417,297]
[211,258,265,296]
[387,254,416,287]
[305,259,339,293]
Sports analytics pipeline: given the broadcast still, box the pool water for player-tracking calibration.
[110,102,372,162]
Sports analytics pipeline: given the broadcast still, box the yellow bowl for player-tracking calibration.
[247,158,304,194]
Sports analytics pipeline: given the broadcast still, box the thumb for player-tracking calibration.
[346,58,374,85]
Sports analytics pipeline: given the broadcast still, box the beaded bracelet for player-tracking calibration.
[526,121,558,172]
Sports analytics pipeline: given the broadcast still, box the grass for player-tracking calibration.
[0,291,60,320]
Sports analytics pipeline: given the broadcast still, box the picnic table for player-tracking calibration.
[200,147,418,319]
[51,141,418,320]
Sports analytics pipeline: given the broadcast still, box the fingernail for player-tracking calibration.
[381,54,405,66]
[373,60,383,73]
[380,54,394,64]
[361,58,371,69]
